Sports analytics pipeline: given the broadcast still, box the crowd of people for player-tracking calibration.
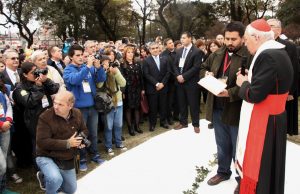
[0,18,298,194]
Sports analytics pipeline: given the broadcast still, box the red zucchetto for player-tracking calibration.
[250,19,271,32]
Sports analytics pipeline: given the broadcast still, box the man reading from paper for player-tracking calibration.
[200,22,250,192]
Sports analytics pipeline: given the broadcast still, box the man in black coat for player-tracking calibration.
[161,38,178,124]
[172,32,204,133]
[0,49,33,168]
[143,42,170,131]
[267,18,299,135]
[47,46,66,76]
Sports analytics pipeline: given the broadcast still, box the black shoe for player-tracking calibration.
[149,126,155,132]
[167,118,174,125]
[160,123,169,129]
[134,125,143,133]
[128,126,135,136]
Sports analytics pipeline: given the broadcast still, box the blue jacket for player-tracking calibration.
[63,64,106,108]
[0,84,11,122]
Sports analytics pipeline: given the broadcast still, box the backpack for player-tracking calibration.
[94,89,113,114]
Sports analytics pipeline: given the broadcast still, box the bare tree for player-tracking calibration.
[244,0,273,23]
[156,0,174,40]
[0,0,37,48]
[134,0,154,45]
[93,0,117,41]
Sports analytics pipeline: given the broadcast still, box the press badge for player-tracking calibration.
[179,58,185,68]
[82,81,91,93]
[42,95,49,108]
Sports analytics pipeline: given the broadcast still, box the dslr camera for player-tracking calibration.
[94,53,101,60]
[76,131,91,147]
[109,61,120,68]
[33,68,48,78]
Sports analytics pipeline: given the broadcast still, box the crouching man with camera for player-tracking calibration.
[35,90,88,194]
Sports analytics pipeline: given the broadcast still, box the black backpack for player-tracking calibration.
[94,89,113,113]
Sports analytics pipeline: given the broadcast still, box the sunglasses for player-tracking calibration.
[10,57,19,60]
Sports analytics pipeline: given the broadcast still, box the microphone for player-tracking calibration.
[241,57,247,76]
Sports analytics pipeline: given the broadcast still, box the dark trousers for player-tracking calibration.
[147,91,167,127]
[256,113,287,194]
[167,82,179,120]
[212,109,238,177]
[176,84,200,127]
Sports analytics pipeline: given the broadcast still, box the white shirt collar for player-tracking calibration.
[152,55,159,60]
[184,44,193,51]
[6,67,18,85]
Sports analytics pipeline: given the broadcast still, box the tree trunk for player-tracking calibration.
[157,2,174,40]
[94,0,117,41]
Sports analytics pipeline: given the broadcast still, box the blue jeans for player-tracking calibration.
[36,157,77,194]
[104,106,123,149]
[0,130,10,192]
[79,106,99,160]
[212,109,238,177]
[0,130,10,176]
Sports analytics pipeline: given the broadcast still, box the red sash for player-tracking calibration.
[240,93,288,194]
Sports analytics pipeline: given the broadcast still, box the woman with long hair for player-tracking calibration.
[100,49,127,156]
[206,40,221,57]
[120,47,144,136]
[13,62,59,157]
[140,46,150,61]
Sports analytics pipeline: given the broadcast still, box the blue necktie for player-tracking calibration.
[155,56,160,71]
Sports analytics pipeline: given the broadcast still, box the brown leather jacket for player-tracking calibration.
[36,107,88,160]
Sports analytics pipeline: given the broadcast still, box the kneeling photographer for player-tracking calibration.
[97,49,127,156]
[35,91,88,194]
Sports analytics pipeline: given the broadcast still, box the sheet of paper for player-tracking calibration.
[198,75,227,95]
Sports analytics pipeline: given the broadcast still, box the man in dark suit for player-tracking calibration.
[143,42,170,131]
[47,46,66,76]
[1,50,20,88]
[1,50,32,175]
[172,32,204,133]
[267,18,299,136]
[161,38,178,124]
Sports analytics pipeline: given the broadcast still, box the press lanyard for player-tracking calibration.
[223,52,231,75]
